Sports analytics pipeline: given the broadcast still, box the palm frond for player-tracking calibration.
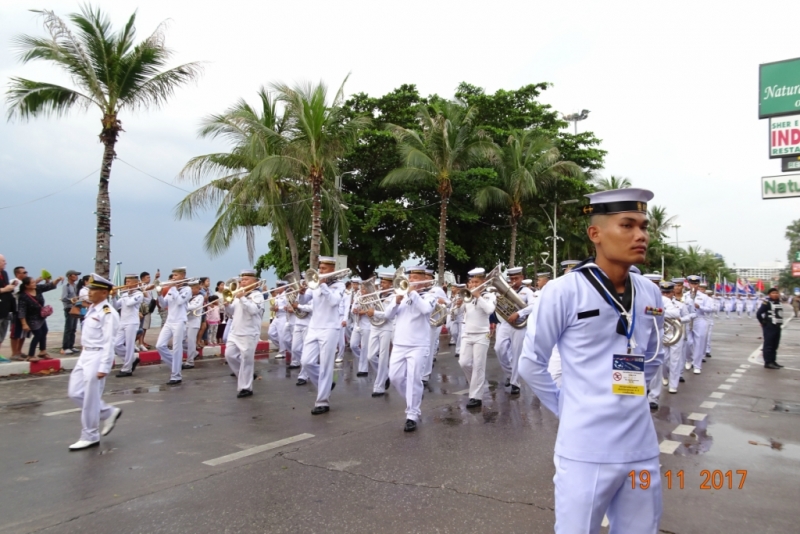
[5,78,95,119]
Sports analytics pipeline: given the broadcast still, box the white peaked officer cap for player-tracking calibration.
[686,275,701,283]
[522,279,533,285]
[506,267,523,275]
[87,274,113,290]
[378,272,394,281]
[671,277,685,284]
[644,273,662,282]
[124,273,139,279]
[240,269,257,277]
[275,280,288,287]
[560,260,580,268]
[351,276,362,283]
[319,256,336,265]
[406,266,427,275]
[582,188,654,216]
[467,268,485,278]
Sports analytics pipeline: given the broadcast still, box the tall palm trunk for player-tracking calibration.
[95,113,121,277]
[436,191,450,281]
[509,218,518,268]
[309,168,322,270]
[284,224,300,280]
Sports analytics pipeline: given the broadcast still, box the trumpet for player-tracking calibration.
[393,275,434,296]
[305,268,351,290]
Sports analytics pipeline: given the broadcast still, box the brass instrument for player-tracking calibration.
[663,317,684,346]
[688,289,697,333]
[392,268,435,296]
[284,273,309,319]
[458,266,501,303]
[359,278,388,327]
[430,301,448,327]
[305,268,351,290]
[487,269,529,330]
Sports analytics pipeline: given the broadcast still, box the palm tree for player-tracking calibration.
[592,175,632,191]
[475,131,582,267]
[6,5,202,276]
[647,205,677,242]
[382,100,499,279]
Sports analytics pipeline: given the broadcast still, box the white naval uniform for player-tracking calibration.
[690,291,714,370]
[494,285,535,388]
[301,281,345,407]
[648,295,683,402]
[682,293,695,368]
[450,300,465,355]
[68,300,120,442]
[726,296,736,318]
[185,294,204,364]
[459,291,497,400]
[113,290,143,372]
[736,297,745,316]
[224,291,265,392]
[523,295,564,387]
[366,293,394,393]
[746,297,756,317]
[423,285,451,382]
[156,286,192,381]
[268,294,289,353]
[338,289,353,355]
[291,292,313,377]
[350,299,372,374]
[383,289,436,421]
[704,298,714,356]
[518,264,665,534]
[663,296,692,391]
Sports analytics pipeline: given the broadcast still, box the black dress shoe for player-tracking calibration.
[237,389,253,398]
[331,382,336,390]
[705,353,712,358]
[356,372,368,377]
[371,391,385,397]
[679,377,686,383]
[765,362,782,369]
[466,398,482,409]
[454,353,460,359]
[166,379,182,386]
[230,372,236,377]
[649,402,658,410]
[296,378,307,386]
[404,419,417,432]
[775,362,784,368]
[504,378,511,387]
[422,380,428,386]
[702,358,706,363]
[311,406,330,415]
[132,358,139,372]
[182,363,195,369]
[385,378,391,389]
[288,364,301,369]
[115,371,133,377]
[510,385,520,395]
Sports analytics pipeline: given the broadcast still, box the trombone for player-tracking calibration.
[305,268,351,290]
[392,270,435,296]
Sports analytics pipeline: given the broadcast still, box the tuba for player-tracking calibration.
[360,278,387,327]
[663,317,684,346]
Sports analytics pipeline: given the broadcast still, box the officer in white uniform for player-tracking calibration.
[67,274,122,450]
[687,276,714,374]
[494,266,535,395]
[647,281,680,408]
[156,267,192,385]
[224,270,265,398]
[183,280,204,368]
[423,270,450,383]
[268,282,288,357]
[459,268,497,409]
[301,256,345,415]
[113,274,142,377]
[365,272,395,396]
[288,274,312,376]
[382,266,436,432]
[518,189,665,534]
[350,280,372,377]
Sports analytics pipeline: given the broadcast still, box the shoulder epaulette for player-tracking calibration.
[103,304,111,314]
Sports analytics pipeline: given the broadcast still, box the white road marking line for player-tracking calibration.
[710,392,725,399]
[659,440,682,454]
[740,364,751,368]
[731,373,743,377]
[43,400,133,416]
[718,384,732,390]
[725,378,739,383]
[687,413,707,421]
[203,433,314,466]
[700,401,717,409]
[672,424,695,436]
[451,388,471,395]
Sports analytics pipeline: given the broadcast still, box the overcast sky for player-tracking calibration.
[1,0,797,284]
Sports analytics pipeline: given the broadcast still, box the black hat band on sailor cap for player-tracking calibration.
[582,201,648,215]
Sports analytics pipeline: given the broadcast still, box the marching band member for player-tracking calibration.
[67,274,121,450]
[268,281,289,358]
[494,266,535,395]
[350,280,372,377]
[521,279,533,289]
[182,280,204,369]
[113,274,143,377]
[301,257,345,415]
[687,276,713,374]
[703,286,714,359]
[736,294,745,317]
[289,274,313,383]
[536,271,551,291]
[365,272,395,396]
[451,284,466,357]
[518,188,665,533]
[646,281,679,409]
[670,278,691,386]
[224,270,265,398]
[422,269,450,384]
[382,266,436,432]
[156,267,192,386]
[446,286,458,345]
[336,279,356,363]
[458,267,497,409]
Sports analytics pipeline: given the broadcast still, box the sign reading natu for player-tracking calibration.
[759,58,800,119]
[769,115,800,158]
[761,174,800,199]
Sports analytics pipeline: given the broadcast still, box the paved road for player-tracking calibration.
[1,316,798,534]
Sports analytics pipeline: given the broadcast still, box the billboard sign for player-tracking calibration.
[770,116,800,158]
[761,174,800,199]
[793,263,800,277]
[760,58,800,118]
[782,156,800,172]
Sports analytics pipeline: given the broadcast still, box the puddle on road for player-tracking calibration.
[0,401,43,411]
[652,405,714,455]
[698,423,800,461]
[773,401,800,414]
[108,385,168,395]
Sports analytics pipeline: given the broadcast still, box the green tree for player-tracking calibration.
[475,131,583,267]
[6,5,202,276]
[779,218,800,289]
[592,175,632,191]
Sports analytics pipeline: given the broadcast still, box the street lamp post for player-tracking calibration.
[563,109,590,135]
[540,199,579,279]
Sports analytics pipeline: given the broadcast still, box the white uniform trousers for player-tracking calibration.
[350,325,371,374]
[459,332,490,399]
[494,323,514,382]
[448,320,459,346]
[554,454,662,534]
[508,326,527,388]
[156,321,185,381]
[292,324,309,379]
[225,334,257,392]
[338,325,347,356]
[301,328,339,407]
[185,325,200,364]
[422,325,439,382]
[664,338,685,391]
[647,363,664,403]
[705,322,713,354]
[682,325,694,370]
[114,324,138,372]
[68,349,115,442]
[368,328,392,393]
[388,344,425,421]
[445,316,454,343]
[268,316,288,352]
[691,318,709,370]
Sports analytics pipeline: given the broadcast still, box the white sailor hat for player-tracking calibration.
[187,279,200,286]
[425,269,435,277]
[686,275,701,283]
[454,283,466,288]
[351,276,362,283]
[536,271,551,278]
[522,279,533,285]
[629,265,642,275]
[172,266,187,273]
[582,188,654,216]
[705,289,713,295]
[406,266,428,275]
[319,256,336,265]
[699,281,708,287]
[560,260,580,268]
[87,273,113,290]
[378,272,394,281]
[671,277,685,284]
[275,280,288,287]
[644,273,662,282]
[506,267,523,276]
[124,273,139,279]
[467,267,485,278]
[240,269,257,277]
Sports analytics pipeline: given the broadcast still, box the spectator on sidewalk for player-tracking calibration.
[136,270,158,351]
[0,254,19,362]
[61,269,81,355]
[17,275,62,361]
[214,280,227,344]
[197,277,210,348]
[206,295,221,346]
[9,266,32,359]
[76,275,91,322]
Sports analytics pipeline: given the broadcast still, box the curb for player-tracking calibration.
[0,341,270,377]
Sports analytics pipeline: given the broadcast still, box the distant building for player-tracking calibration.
[734,261,785,282]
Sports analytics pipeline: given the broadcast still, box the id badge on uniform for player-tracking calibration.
[612,354,645,396]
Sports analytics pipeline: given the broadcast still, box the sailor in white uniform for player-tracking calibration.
[67,274,122,450]
[687,276,714,374]
[337,280,355,363]
[156,267,192,385]
[365,272,395,396]
[494,266,535,395]
[647,281,685,406]
[459,268,497,409]
[350,278,372,377]
[518,188,665,534]
[725,294,736,318]
[289,274,313,378]
[703,287,714,358]
[113,274,142,377]
[382,266,436,432]
[423,269,450,383]
[182,280,204,368]
[450,284,466,357]
[224,270,265,398]
[301,257,346,415]
[268,281,288,357]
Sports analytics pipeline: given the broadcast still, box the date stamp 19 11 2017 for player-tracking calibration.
[628,470,748,490]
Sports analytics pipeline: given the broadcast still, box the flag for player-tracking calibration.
[715,283,723,294]
[112,262,123,289]
[746,283,756,295]
[736,278,746,295]
[756,279,765,292]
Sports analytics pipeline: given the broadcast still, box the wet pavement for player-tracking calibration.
[1,317,799,533]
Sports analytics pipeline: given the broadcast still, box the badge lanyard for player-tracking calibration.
[589,268,637,353]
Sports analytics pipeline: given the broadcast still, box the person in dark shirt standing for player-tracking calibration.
[61,270,81,355]
[757,288,784,370]
[0,254,18,361]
